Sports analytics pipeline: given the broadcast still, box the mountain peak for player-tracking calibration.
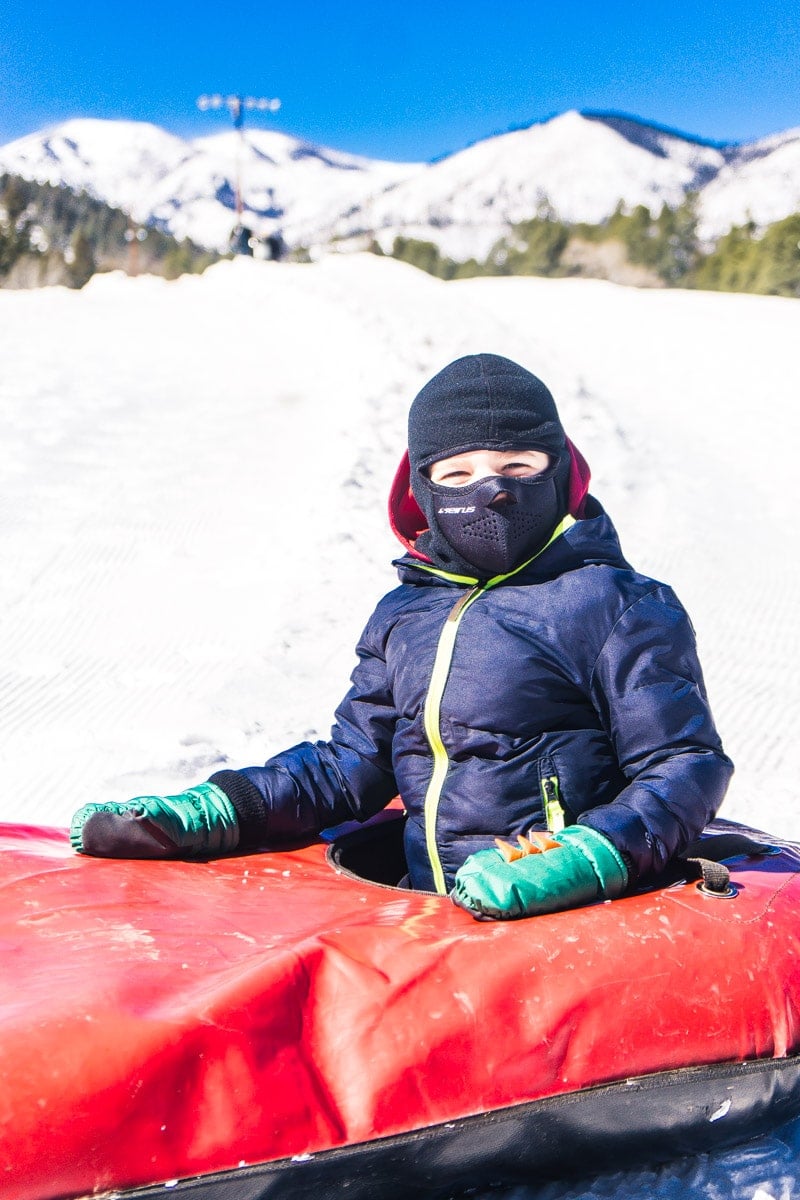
[1,113,798,256]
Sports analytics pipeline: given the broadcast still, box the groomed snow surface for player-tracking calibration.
[1,255,799,1198]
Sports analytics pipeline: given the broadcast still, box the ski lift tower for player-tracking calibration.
[196,93,281,254]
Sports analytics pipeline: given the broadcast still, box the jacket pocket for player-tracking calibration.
[535,730,627,828]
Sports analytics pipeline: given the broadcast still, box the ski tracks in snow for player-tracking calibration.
[1,257,798,838]
[1,257,800,1198]
[453,275,800,839]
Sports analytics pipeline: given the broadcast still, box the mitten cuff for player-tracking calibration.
[556,825,629,898]
[209,770,267,850]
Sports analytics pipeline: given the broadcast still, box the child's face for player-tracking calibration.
[427,448,551,488]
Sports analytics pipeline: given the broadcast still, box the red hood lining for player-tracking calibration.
[388,439,592,561]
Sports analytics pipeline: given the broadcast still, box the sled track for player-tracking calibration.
[0,261,798,837]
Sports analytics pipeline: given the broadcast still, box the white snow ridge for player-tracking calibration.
[2,111,800,256]
[1,255,799,1200]
[0,117,422,251]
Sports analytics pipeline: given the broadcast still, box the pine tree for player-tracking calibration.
[693,224,758,292]
[751,214,800,297]
[66,229,96,288]
[654,194,701,284]
[0,173,218,287]
[0,178,31,278]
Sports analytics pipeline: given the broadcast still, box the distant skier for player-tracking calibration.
[264,231,285,261]
[229,224,254,256]
[71,354,733,919]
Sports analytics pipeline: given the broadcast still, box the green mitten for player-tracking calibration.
[70,783,240,859]
[451,826,628,920]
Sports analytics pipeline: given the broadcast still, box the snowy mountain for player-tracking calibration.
[694,125,800,239]
[2,112,800,258]
[0,118,423,251]
[328,111,731,259]
[0,120,193,216]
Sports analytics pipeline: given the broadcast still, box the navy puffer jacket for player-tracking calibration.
[213,494,733,894]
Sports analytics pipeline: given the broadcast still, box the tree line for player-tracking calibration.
[4,170,799,299]
[383,197,800,299]
[0,174,217,288]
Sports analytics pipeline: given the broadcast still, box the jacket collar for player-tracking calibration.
[393,499,631,588]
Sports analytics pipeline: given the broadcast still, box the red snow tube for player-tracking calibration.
[2,813,800,1200]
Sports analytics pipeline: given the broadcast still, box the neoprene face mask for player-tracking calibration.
[419,465,563,577]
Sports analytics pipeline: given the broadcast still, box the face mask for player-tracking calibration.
[421,467,563,577]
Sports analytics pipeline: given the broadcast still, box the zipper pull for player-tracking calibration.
[541,775,565,834]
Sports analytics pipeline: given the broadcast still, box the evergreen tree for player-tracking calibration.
[602,197,701,284]
[692,216,800,297]
[0,176,32,277]
[750,214,800,297]
[609,204,657,266]
[498,216,569,276]
[389,235,468,280]
[66,229,96,288]
[163,240,197,280]
[654,194,701,284]
[2,176,28,225]
[693,223,758,292]
[0,173,218,287]
[392,235,448,277]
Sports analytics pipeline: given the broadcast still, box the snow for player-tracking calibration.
[332,111,728,261]
[0,118,423,251]
[4,112,800,260]
[1,253,800,1196]
[698,127,800,240]
[0,118,193,217]
[451,275,800,834]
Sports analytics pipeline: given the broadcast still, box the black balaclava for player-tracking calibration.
[408,354,571,578]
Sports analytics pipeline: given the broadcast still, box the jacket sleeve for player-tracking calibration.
[209,614,399,849]
[579,585,734,878]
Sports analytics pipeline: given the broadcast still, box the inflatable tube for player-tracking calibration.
[1,813,799,1199]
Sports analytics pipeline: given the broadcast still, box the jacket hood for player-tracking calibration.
[388,437,592,562]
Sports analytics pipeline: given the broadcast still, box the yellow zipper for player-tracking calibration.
[422,585,485,893]
[541,775,566,833]
[420,515,575,895]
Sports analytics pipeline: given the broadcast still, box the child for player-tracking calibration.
[71,354,733,919]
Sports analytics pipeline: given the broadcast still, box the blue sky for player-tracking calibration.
[1,0,799,160]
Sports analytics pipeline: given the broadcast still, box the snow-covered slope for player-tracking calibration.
[0,254,797,833]
[330,111,728,259]
[0,119,193,216]
[146,128,421,250]
[4,112,800,259]
[0,118,422,250]
[697,125,800,239]
[1,255,800,1196]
